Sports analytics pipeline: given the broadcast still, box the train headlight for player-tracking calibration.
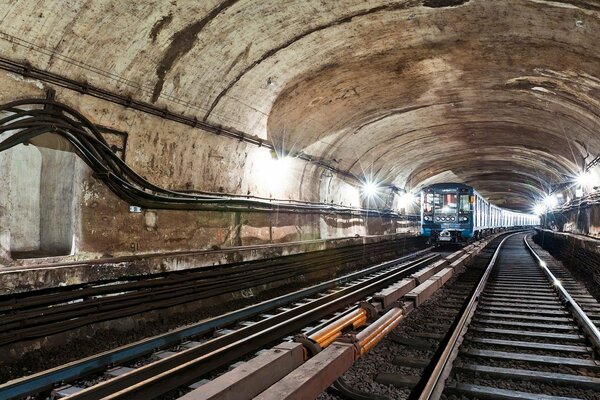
[451,216,456,221]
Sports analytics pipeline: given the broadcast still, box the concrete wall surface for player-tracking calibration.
[542,202,600,238]
[0,72,419,268]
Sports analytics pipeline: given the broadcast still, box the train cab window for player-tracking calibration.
[459,195,470,212]
[437,194,457,213]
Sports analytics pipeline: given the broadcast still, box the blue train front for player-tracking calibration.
[421,183,474,243]
[420,182,539,244]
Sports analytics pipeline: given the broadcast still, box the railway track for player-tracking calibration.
[417,232,600,400]
[155,234,499,400]
[1,248,436,399]
[0,236,424,346]
[13,231,576,400]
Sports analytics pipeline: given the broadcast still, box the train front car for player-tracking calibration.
[421,183,474,244]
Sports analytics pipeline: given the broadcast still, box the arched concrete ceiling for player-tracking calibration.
[1,0,599,211]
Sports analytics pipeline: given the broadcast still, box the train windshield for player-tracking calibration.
[434,193,458,213]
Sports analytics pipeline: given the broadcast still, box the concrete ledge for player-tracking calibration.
[446,249,465,264]
[403,235,498,307]
[431,267,454,286]
[410,259,448,284]
[373,279,417,309]
[0,233,423,294]
[462,244,475,253]
[450,253,472,273]
[404,278,441,307]
[535,229,600,256]
[254,342,355,400]
[180,342,305,400]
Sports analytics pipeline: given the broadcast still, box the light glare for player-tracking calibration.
[398,192,417,209]
[533,204,546,215]
[543,195,558,209]
[254,151,292,195]
[363,182,378,197]
[577,171,593,188]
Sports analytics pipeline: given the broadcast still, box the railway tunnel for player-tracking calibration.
[1,1,600,399]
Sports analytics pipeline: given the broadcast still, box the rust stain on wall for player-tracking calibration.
[423,0,470,8]
[151,0,240,102]
[149,12,173,43]
[203,0,421,120]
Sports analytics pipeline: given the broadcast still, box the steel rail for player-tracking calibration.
[417,232,519,400]
[0,250,433,399]
[65,255,438,400]
[523,235,600,352]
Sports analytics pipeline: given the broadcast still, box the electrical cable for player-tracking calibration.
[0,98,416,218]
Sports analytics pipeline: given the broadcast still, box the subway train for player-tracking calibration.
[420,183,539,244]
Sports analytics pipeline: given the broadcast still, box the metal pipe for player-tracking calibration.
[309,308,369,349]
[523,235,600,353]
[356,307,404,355]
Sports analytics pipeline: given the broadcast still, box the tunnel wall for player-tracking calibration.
[0,72,419,267]
[541,202,600,238]
[533,229,600,301]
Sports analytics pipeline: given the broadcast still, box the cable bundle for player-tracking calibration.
[0,98,413,218]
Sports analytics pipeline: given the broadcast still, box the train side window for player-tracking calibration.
[459,195,470,212]
[433,194,443,210]
[424,193,434,213]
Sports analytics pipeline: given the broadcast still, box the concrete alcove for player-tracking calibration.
[1,134,77,258]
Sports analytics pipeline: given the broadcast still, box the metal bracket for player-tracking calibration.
[293,334,322,357]
[358,301,379,320]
